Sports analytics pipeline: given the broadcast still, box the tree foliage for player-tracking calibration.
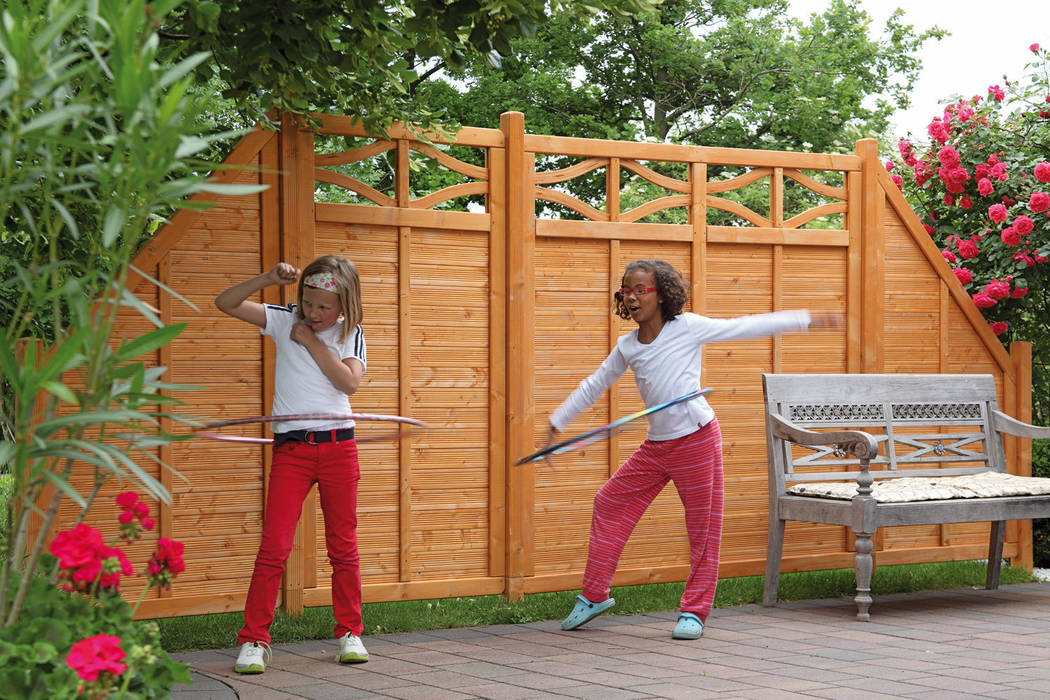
[162,0,663,133]
[415,0,943,151]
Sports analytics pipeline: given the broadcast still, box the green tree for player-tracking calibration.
[159,0,663,133]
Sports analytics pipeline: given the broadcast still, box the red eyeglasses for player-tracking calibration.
[616,285,658,297]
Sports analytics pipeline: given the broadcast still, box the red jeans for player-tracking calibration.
[238,438,362,644]
[581,419,723,620]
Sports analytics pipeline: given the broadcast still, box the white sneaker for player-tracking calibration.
[338,632,369,663]
[234,641,271,674]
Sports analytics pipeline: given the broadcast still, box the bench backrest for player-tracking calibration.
[762,374,1006,495]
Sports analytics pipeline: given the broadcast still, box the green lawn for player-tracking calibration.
[157,560,1035,651]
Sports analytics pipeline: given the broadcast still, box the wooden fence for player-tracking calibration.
[46,112,1032,619]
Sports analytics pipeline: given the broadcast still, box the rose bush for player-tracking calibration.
[888,43,1050,428]
[0,493,188,698]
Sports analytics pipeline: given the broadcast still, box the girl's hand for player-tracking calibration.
[539,422,560,467]
[809,312,845,331]
[267,262,300,286]
[290,321,317,346]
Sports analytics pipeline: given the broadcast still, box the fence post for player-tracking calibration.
[501,111,534,600]
[855,138,884,375]
[1012,341,1034,570]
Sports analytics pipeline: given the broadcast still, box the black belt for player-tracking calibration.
[273,428,355,447]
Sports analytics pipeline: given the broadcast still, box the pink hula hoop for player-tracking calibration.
[194,413,427,444]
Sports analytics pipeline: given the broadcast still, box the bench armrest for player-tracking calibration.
[770,414,879,460]
[991,410,1050,440]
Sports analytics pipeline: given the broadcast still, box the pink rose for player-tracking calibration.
[978,178,994,196]
[891,174,903,189]
[1013,215,1035,235]
[942,249,957,263]
[1011,286,1029,298]
[1031,192,1050,212]
[988,203,1008,223]
[897,139,913,158]
[1001,227,1022,246]
[66,634,127,682]
[1031,43,1041,53]
[958,239,980,259]
[1034,162,1050,183]
[937,145,960,168]
[953,267,973,285]
[984,279,1011,299]
[989,85,1005,102]
[989,321,1009,336]
[972,292,997,308]
[928,119,950,143]
[884,159,894,171]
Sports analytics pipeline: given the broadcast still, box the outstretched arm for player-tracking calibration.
[215,262,300,328]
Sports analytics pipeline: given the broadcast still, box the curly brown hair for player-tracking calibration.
[614,259,688,322]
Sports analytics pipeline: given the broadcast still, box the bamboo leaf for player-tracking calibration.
[41,381,78,404]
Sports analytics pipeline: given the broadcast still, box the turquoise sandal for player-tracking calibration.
[561,594,615,630]
[671,612,703,639]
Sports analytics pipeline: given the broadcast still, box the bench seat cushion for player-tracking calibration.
[786,471,1050,503]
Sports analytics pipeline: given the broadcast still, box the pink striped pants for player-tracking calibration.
[581,418,723,621]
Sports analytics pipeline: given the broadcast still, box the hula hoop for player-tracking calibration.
[193,413,427,444]
[515,387,712,466]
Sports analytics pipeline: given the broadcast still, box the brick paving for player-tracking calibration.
[170,582,1050,699]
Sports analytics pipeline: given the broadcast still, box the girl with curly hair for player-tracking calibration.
[543,258,839,640]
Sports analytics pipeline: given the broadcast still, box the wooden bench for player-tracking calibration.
[762,373,1050,620]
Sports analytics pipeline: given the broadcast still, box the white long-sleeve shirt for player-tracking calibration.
[550,310,811,441]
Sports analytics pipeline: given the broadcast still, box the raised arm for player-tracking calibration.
[215,263,300,328]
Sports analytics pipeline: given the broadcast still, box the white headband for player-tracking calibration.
[303,271,339,292]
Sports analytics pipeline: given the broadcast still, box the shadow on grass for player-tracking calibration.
[158,560,1035,652]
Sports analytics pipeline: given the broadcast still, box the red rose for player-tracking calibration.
[1013,215,1035,235]
[989,321,1009,336]
[958,239,980,259]
[1001,227,1022,246]
[989,85,1005,101]
[1030,191,1050,213]
[1011,286,1029,298]
[984,280,1011,299]
[1035,162,1050,183]
[891,174,903,190]
[978,178,994,196]
[1031,43,1041,53]
[972,292,997,308]
[937,145,960,168]
[942,249,957,263]
[960,195,973,209]
[953,267,973,285]
[944,193,955,206]
[987,203,1008,223]
[66,634,127,682]
[924,224,936,235]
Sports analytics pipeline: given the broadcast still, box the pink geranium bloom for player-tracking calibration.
[958,239,980,259]
[1030,191,1050,212]
[977,178,994,196]
[1034,162,1050,183]
[1001,227,1022,246]
[989,321,1009,336]
[972,292,997,308]
[66,634,127,682]
[953,267,973,285]
[115,492,138,508]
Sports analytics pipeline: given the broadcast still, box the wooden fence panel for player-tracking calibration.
[36,116,1030,619]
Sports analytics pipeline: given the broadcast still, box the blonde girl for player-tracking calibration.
[215,255,369,673]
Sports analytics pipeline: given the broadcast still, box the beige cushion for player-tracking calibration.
[786,471,1050,503]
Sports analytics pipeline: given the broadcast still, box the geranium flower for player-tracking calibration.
[147,537,186,589]
[990,321,1009,335]
[988,203,1008,223]
[66,634,127,682]
[953,267,973,284]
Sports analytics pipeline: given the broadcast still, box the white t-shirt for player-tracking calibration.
[550,310,811,441]
[262,304,367,433]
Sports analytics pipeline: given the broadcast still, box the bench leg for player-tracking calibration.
[853,528,874,621]
[763,515,786,606]
[986,520,1005,590]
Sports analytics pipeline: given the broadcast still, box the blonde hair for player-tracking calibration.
[297,255,362,342]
